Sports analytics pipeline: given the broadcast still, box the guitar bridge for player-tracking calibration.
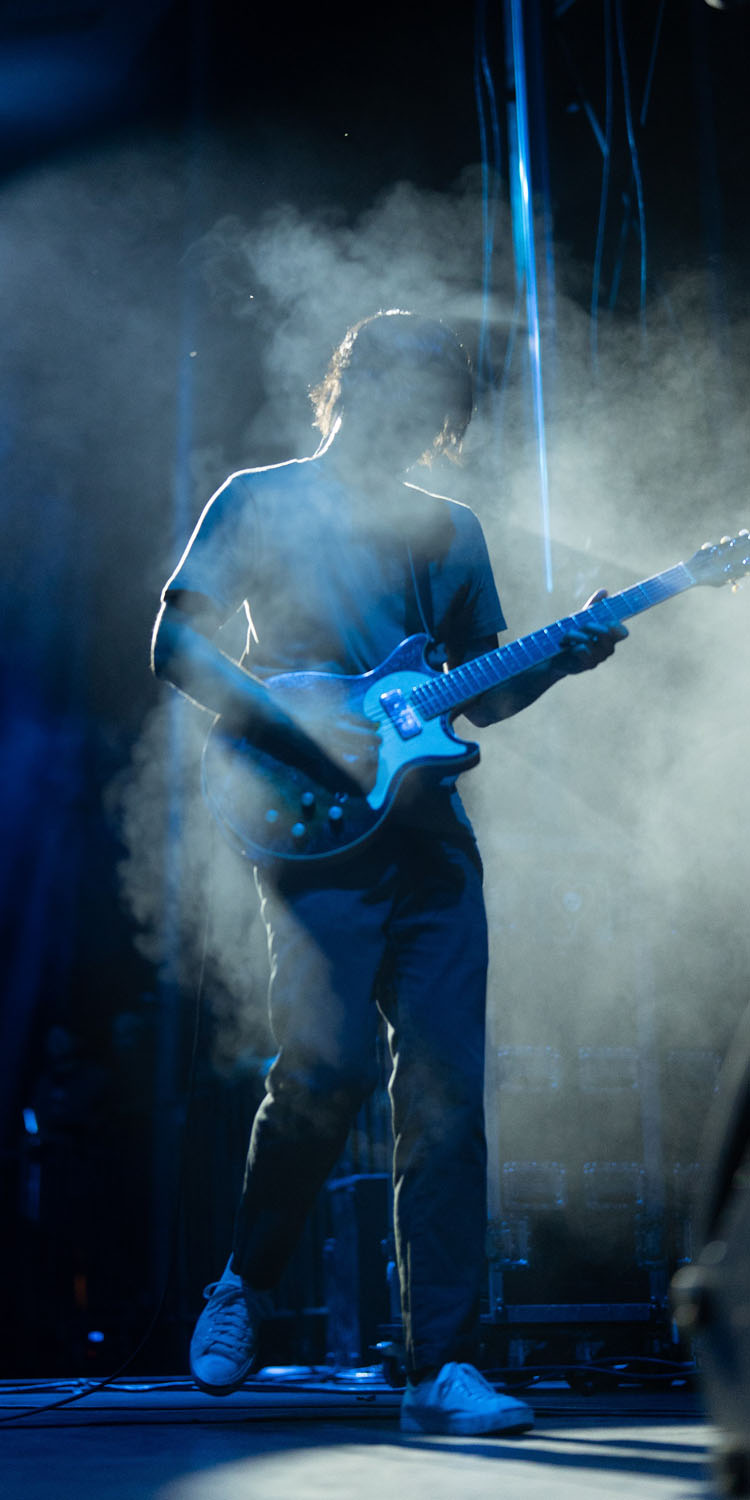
[379,688,422,739]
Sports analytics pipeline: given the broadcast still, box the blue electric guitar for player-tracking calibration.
[202,532,750,865]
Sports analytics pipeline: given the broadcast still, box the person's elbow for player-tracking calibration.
[151,599,199,681]
[151,592,222,680]
[151,603,178,680]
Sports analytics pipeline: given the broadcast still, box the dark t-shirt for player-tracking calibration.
[164,456,505,669]
[163,455,506,839]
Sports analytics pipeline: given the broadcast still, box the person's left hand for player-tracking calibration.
[557,587,629,674]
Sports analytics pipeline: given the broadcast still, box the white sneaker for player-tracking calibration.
[400,1361,534,1435]
[189,1259,273,1396]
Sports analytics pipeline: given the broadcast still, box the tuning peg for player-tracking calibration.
[739,529,749,538]
[700,542,713,551]
[720,535,732,545]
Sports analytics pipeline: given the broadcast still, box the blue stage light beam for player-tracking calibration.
[506,0,554,592]
[151,8,207,1306]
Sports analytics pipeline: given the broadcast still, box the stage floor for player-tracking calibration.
[1,1374,719,1500]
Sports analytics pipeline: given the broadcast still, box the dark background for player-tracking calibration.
[1,0,749,1376]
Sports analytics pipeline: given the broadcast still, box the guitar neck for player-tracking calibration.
[412,560,698,720]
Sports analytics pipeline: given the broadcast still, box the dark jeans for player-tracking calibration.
[230,825,489,1374]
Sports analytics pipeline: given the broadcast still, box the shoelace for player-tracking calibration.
[200,1281,255,1355]
[449,1364,498,1401]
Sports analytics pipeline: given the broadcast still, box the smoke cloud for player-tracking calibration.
[3,125,747,1189]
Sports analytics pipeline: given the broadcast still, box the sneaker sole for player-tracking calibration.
[189,1355,256,1397]
[400,1405,534,1436]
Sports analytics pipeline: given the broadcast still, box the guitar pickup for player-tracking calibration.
[379,688,422,739]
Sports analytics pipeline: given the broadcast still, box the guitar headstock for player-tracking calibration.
[686,530,750,589]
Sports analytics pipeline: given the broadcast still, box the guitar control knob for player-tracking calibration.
[265,808,279,824]
[300,791,316,816]
[327,804,344,827]
[291,822,307,843]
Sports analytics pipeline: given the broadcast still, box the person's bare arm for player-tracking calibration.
[151,594,377,791]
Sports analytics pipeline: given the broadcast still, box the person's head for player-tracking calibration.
[310,309,474,474]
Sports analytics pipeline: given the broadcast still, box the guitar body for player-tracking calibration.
[200,529,750,867]
[201,633,479,866]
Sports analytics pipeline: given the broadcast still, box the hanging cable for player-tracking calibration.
[481,33,504,298]
[590,0,613,366]
[607,2,664,314]
[640,0,666,129]
[614,0,648,324]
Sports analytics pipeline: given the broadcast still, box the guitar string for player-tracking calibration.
[413,561,698,720]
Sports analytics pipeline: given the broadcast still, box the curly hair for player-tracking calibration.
[310,309,473,461]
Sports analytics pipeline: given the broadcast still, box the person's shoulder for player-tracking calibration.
[404,479,481,519]
[225,454,321,491]
[404,480,485,548]
[211,455,320,517]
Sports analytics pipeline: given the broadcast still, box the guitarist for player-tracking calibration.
[151,309,626,1435]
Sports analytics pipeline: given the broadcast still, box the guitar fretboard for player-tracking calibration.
[411,562,695,720]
